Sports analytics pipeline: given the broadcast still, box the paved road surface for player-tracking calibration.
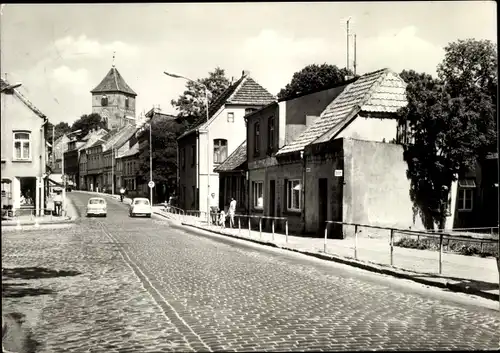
[3,191,499,352]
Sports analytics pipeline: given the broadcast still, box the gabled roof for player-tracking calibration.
[276,68,407,155]
[79,129,108,151]
[103,124,137,151]
[90,66,137,96]
[179,74,275,139]
[1,78,47,121]
[214,141,247,172]
[116,142,139,159]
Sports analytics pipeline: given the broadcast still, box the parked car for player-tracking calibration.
[86,197,107,217]
[129,197,152,218]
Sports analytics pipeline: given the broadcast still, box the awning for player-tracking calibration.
[1,178,12,184]
[458,179,476,188]
[48,178,64,187]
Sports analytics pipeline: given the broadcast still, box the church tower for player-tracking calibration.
[90,61,137,130]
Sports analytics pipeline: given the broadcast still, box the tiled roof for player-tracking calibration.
[90,67,137,96]
[179,75,275,139]
[104,124,137,151]
[214,141,247,172]
[117,142,139,159]
[1,78,47,120]
[276,68,407,155]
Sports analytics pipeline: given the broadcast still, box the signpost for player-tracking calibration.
[334,169,343,177]
[148,181,155,189]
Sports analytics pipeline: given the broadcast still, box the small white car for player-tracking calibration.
[129,198,152,218]
[87,197,107,217]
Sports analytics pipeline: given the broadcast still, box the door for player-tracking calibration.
[318,178,328,236]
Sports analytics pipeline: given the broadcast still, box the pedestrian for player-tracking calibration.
[53,191,63,216]
[228,197,237,228]
[218,210,226,229]
[120,187,125,202]
[209,193,219,225]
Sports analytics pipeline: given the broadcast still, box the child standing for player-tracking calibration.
[219,210,226,229]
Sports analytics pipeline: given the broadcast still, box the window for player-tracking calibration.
[287,180,302,211]
[101,95,108,106]
[253,181,264,208]
[268,116,275,152]
[125,96,129,109]
[213,139,228,164]
[191,145,196,166]
[227,112,234,123]
[457,179,476,211]
[254,122,260,154]
[13,132,31,161]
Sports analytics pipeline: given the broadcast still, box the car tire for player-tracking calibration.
[147,214,151,218]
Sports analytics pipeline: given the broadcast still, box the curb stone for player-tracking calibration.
[180,222,499,303]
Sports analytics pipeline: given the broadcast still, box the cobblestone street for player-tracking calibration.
[2,192,500,352]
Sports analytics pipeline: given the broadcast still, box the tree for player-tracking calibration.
[136,117,184,203]
[398,39,497,230]
[277,63,353,100]
[170,67,231,128]
[71,113,107,137]
[45,121,71,144]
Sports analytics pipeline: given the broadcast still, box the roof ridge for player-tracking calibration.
[113,68,121,92]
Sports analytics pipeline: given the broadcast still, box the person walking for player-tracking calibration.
[228,197,237,228]
[53,191,63,216]
[119,187,126,202]
[209,193,219,225]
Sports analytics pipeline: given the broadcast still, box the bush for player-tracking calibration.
[394,236,498,258]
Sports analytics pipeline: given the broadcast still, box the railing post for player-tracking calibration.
[248,217,251,237]
[354,224,358,260]
[238,217,241,235]
[259,217,262,240]
[390,229,394,266]
[324,223,328,253]
[439,233,443,275]
[285,220,289,244]
[272,219,275,242]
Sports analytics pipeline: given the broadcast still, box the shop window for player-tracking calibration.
[287,179,302,211]
[214,139,228,164]
[253,181,263,209]
[13,131,31,161]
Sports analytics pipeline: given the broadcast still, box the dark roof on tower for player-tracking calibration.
[91,66,137,96]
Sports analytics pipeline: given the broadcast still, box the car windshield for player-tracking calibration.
[89,199,105,205]
[134,199,149,205]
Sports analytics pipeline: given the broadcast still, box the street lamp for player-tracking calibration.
[61,129,82,216]
[164,71,212,224]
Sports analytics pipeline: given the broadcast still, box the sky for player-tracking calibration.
[0,2,497,125]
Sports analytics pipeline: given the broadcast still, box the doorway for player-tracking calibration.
[318,178,328,236]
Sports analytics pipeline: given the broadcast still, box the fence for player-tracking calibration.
[324,221,498,275]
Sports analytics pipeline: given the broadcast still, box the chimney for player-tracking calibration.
[242,70,250,77]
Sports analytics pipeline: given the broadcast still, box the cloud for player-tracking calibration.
[52,35,139,61]
[52,65,89,86]
[358,25,445,76]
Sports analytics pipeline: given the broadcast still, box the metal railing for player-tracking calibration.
[324,221,498,275]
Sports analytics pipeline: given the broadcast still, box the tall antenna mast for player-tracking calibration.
[346,17,351,72]
[354,34,357,76]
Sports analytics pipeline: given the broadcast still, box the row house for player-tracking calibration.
[50,134,70,174]
[100,124,138,193]
[230,68,425,237]
[79,128,109,192]
[78,128,107,190]
[115,142,140,196]
[1,78,49,217]
[63,135,86,188]
[177,70,275,212]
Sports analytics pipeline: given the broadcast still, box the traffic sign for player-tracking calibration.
[148,181,155,189]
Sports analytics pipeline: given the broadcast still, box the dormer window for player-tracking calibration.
[125,96,129,109]
[101,95,108,106]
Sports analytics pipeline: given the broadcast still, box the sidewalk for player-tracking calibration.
[2,196,77,231]
[153,210,499,302]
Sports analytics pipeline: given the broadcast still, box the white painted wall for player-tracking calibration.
[197,105,249,213]
[337,116,398,142]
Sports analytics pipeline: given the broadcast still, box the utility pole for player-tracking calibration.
[52,125,55,167]
[354,34,357,76]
